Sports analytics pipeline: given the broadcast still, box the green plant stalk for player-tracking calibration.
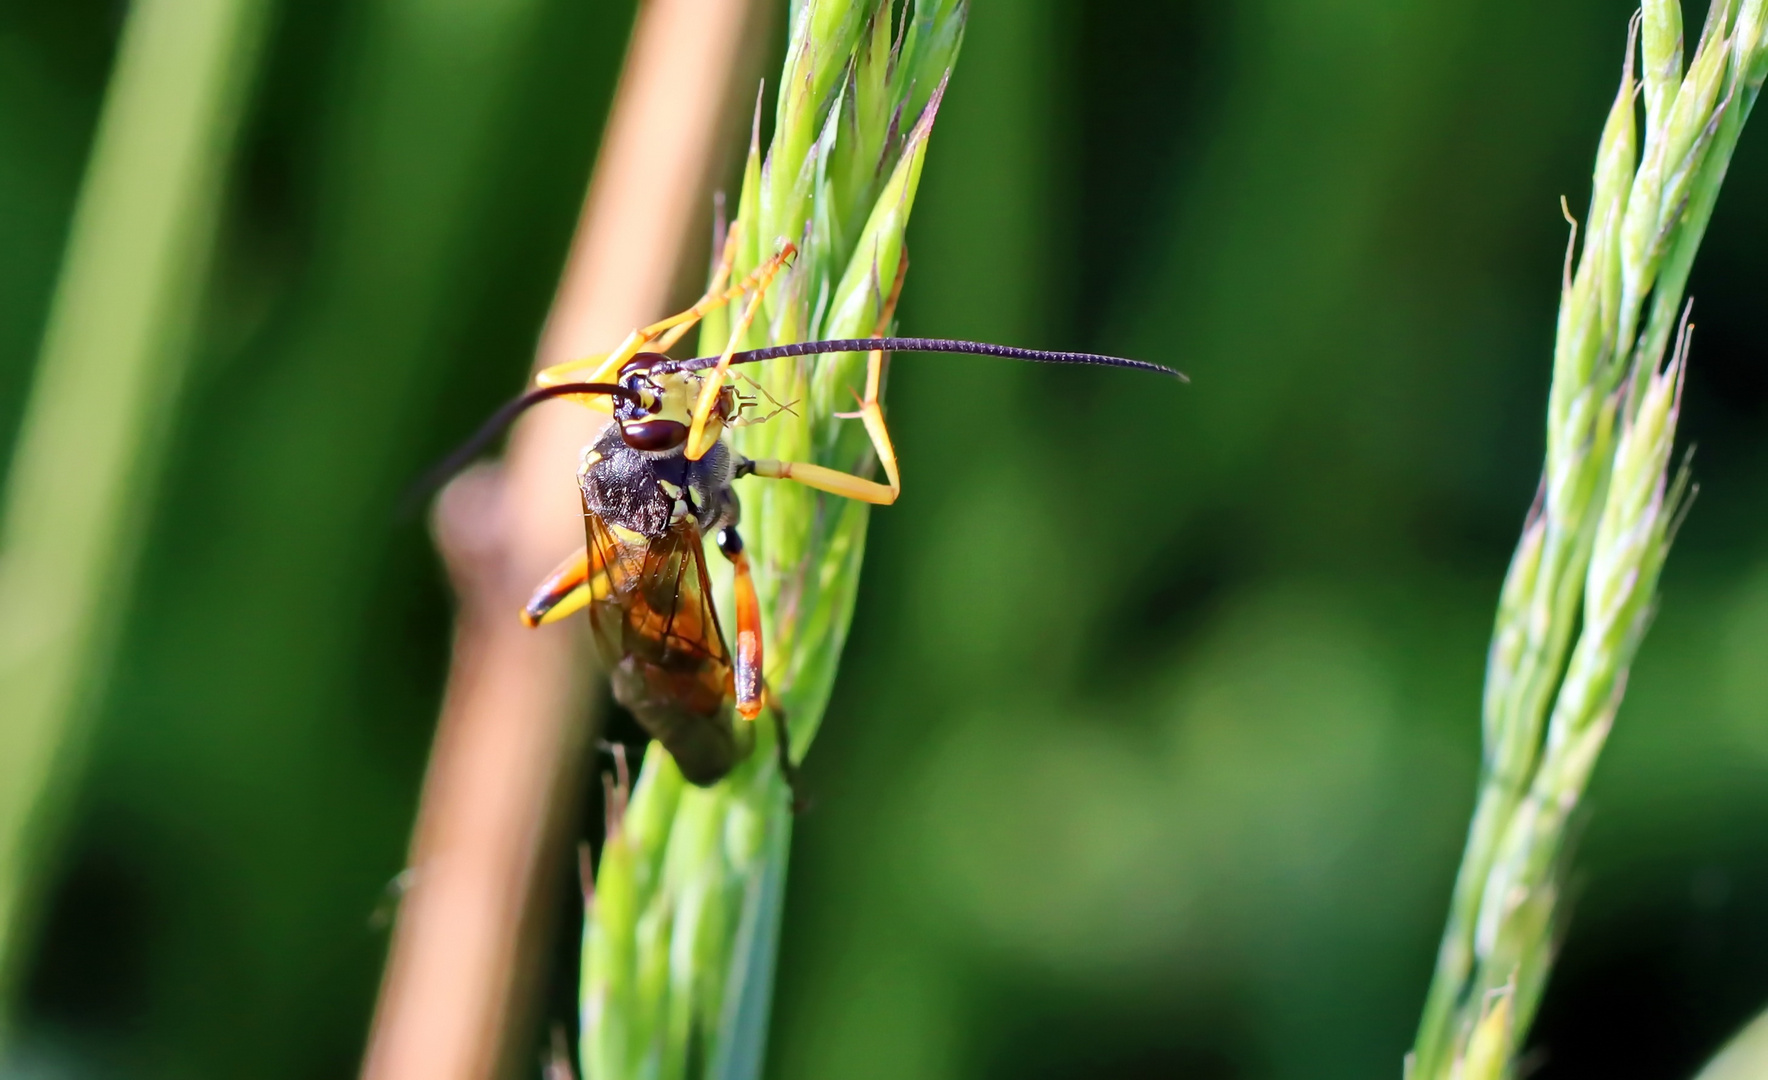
[578,4,966,1079]
[1696,1004,1768,1080]
[0,0,273,1027]
[1411,3,1765,1076]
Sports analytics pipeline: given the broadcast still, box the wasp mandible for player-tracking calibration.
[441,228,1183,788]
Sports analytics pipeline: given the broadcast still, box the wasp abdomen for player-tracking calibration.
[606,654,750,786]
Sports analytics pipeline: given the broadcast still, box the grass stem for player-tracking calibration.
[1410,3,1767,1075]
[577,4,968,1077]
[0,0,272,1025]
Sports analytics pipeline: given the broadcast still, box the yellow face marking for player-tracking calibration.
[645,370,726,442]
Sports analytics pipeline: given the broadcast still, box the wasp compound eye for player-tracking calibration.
[621,418,689,452]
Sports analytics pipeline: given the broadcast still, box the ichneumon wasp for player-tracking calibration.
[434,229,1183,791]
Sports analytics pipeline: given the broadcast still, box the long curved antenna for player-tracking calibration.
[403,381,638,512]
[663,337,1187,381]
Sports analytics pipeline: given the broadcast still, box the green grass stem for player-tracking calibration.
[577,3,966,1078]
[1697,1006,1768,1080]
[1410,3,1767,1076]
[0,0,272,1029]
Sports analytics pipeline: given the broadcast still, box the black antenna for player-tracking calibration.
[662,337,1187,381]
[403,381,637,513]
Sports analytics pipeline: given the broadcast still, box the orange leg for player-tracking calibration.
[521,547,601,627]
[685,244,797,460]
[715,526,763,720]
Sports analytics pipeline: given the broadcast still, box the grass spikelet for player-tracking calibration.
[577,4,967,1078]
[1410,3,1767,1076]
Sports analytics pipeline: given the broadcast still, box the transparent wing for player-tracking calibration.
[585,511,730,671]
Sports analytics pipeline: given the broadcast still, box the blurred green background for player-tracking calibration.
[5,0,1768,1078]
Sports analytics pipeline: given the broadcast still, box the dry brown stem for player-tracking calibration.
[358,1,766,1076]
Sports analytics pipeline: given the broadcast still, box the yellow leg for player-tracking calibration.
[807,350,905,500]
[685,243,796,461]
[744,458,897,504]
[749,248,911,504]
[650,218,745,352]
[532,332,641,398]
[844,248,908,497]
[532,221,752,397]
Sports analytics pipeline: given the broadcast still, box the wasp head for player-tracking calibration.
[614,352,734,454]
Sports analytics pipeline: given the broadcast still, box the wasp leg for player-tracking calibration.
[649,218,745,353]
[763,685,806,813]
[521,547,600,627]
[532,221,753,397]
[736,354,903,502]
[740,457,897,504]
[532,333,644,403]
[828,246,909,496]
[685,243,796,461]
[715,526,764,720]
[734,252,909,504]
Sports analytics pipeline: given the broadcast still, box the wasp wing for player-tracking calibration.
[584,509,745,785]
[584,511,730,669]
